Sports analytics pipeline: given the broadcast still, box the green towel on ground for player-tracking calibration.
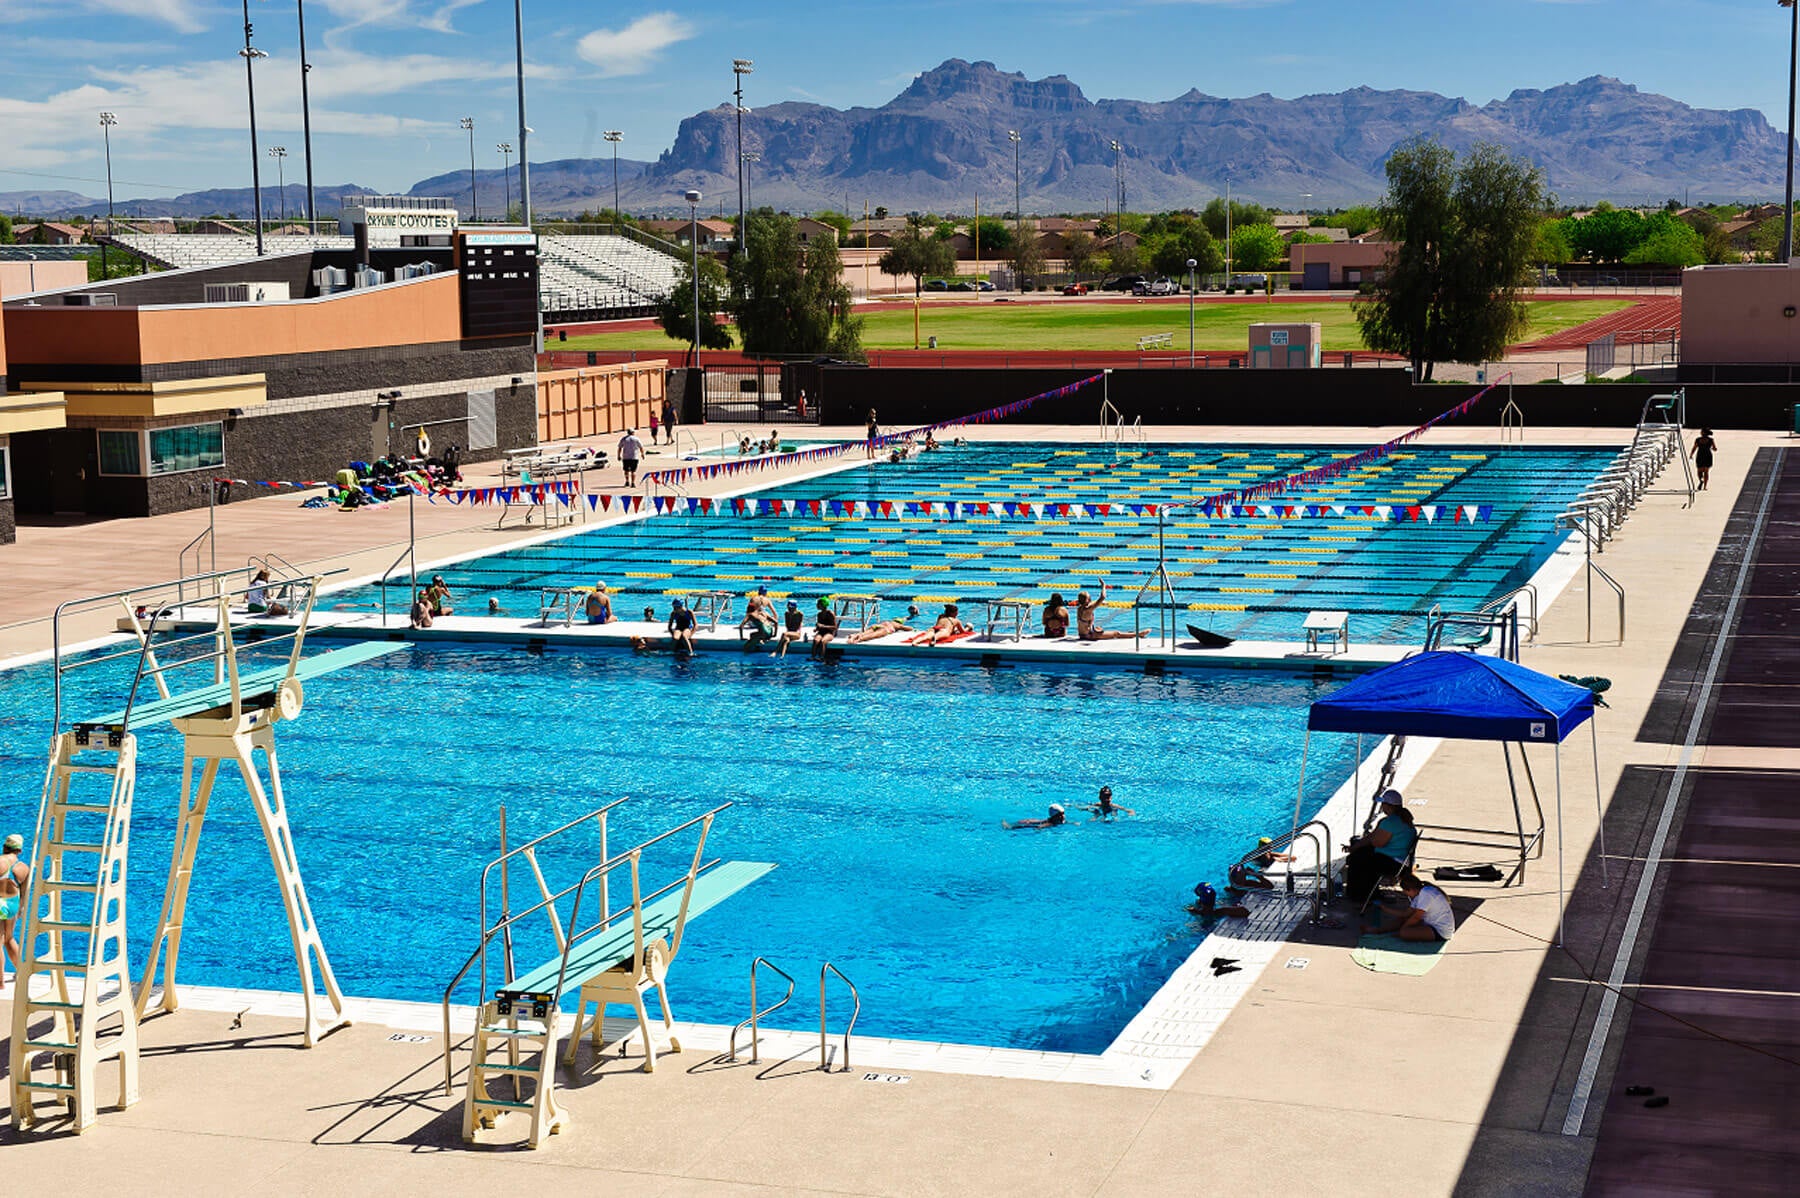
[1351,933,1447,975]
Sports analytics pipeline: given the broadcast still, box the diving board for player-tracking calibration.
[11,567,403,1135]
[445,802,772,1148]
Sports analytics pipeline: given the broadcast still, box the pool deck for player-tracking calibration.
[2,421,1790,1196]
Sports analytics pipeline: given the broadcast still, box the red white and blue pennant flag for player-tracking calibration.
[493,494,1493,523]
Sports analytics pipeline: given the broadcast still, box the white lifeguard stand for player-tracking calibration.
[9,566,400,1133]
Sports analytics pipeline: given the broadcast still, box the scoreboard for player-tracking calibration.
[456,229,539,338]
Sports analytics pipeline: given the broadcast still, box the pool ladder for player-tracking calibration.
[729,957,860,1072]
[1238,820,1334,922]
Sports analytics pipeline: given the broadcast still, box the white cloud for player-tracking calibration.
[0,0,207,32]
[575,12,694,79]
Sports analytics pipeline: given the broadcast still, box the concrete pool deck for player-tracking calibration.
[1,421,1784,1195]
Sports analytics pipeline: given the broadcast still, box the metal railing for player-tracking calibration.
[819,962,860,1073]
[1424,601,1522,662]
[728,957,795,1065]
[1557,510,1627,643]
[1234,819,1334,922]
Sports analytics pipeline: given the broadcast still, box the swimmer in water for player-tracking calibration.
[1006,803,1067,830]
[1186,882,1250,922]
[1082,785,1135,820]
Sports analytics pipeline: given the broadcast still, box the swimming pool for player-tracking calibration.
[339,441,1611,642]
[0,645,1357,1053]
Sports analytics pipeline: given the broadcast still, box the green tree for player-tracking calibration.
[809,210,854,241]
[656,254,733,356]
[967,215,1012,257]
[728,210,862,357]
[1316,205,1380,238]
[1624,212,1704,267]
[0,213,11,244]
[1354,138,1543,381]
[1532,218,1572,267]
[1009,220,1045,286]
[1228,224,1286,273]
[1148,222,1221,277]
[1565,208,1645,263]
[878,215,959,301]
[1064,229,1098,277]
[1201,197,1270,240]
[1288,230,1332,246]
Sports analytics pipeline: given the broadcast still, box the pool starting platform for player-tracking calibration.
[10,566,401,1134]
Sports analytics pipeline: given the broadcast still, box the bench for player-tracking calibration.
[1303,610,1350,655]
[1136,332,1174,350]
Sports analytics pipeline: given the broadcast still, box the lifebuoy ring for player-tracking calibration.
[416,429,432,456]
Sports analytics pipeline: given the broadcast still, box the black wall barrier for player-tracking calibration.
[787,365,1800,432]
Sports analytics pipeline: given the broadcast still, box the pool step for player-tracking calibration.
[462,999,566,1147]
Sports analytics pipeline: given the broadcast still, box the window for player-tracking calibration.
[98,429,142,475]
[148,423,224,475]
[0,445,9,500]
[96,422,225,476]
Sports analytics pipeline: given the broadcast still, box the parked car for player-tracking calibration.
[1147,277,1178,296]
[976,280,995,291]
[924,278,949,291]
[1062,282,1089,296]
[1592,275,1621,287]
[1228,273,1269,293]
[949,280,976,291]
[1103,274,1145,292]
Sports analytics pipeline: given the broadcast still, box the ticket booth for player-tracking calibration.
[1249,322,1323,369]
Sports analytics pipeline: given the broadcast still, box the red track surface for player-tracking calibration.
[1516,295,1682,351]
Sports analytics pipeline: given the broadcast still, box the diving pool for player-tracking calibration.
[0,645,1357,1053]
[337,441,1612,642]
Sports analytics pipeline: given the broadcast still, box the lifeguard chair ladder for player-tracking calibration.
[10,566,400,1133]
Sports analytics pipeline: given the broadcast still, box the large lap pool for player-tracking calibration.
[0,645,1357,1053]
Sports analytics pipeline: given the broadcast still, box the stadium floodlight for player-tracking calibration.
[741,151,761,226]
[685,189,704,364]
[733,60,754,257]
[268,146,288,228]
[239,0,269,256]
[460,117,478,221]
[99,112,117,276]
[1008,130,1023,257]
[1782,1,1798,261]
[512,0,531,227]
[497,142,514,217]
[1187,258,1197,367]
[603,129,624,218]
[298,0,317,227]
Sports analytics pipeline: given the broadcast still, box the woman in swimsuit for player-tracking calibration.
[1076,581,1146,641]
[0,833,29,986]
[865,410,880,459]
[1691,428,1716,491]
[1042,593,1071,638]
[922,604,972,645]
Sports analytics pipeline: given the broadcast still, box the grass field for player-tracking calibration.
[556,298,1630,353]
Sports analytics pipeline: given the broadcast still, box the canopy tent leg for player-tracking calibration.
[1555,746,1565,948]
[1289,729,1311,848]
[1500,742,1531,885]
[1517,742,1548,860]
[1591,718,1609,887]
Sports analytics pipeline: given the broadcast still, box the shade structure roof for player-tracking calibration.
[1307,651,1595,744]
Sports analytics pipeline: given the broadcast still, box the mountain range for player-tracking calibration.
[4,60,1788,220]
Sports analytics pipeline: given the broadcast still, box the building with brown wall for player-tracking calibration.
[0,228,541,527]
[1680,263,1800,370]
[1288,241,1396,289]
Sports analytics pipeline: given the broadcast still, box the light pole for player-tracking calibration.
[1109,138,1123,255]
[99,111,116,277]
[497,143,513,217]
[297,0,316,228]
[513,0,532,226]
[1782,0,1798,262]
[685,188,703,367]
[1008,129,1022,245]
[603,129,623,218]
[1224,168,1234,283]
[741,151,760,231]
[239,0,269,256]
[269,146,288,228]
[733,59,754,257]
[461,118,478,220]
[1187,257,1197,367]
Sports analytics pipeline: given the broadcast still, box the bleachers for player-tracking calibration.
[538,233,681,318]
[110,233,352,269]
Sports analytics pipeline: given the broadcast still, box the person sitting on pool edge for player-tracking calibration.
[1364,870,1456,942]
[584,581,613,625]
[1076,581,1147,641]
[1006,803,1066,830]
[741,585,777,639]
[1228,836,1298,891]
[775,600,807,657]
[922,604,973,645]
[1041,592,1071,638]
[847,606,919,644]
[666,597,697,657]
[1343,789,1418,907]
[810,597,840,659]
[409,589,433,630]
[1186,882,1250,923]
[1081,785,1134,820]
[245,568,289,618]
[425,574,454,616]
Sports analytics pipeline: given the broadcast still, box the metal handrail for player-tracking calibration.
[675,428,700,460]
[728,957,795,1064]
[1234,819,1333,921]
[1589,560,1626,643]
[1479,584,1539,641]
[177,526,216,603]
[1424,603,1520,661]
[378,544,415,626]
[819,962,859,1073]
[248,551,304,581]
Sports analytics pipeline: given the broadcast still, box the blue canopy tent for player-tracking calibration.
[1296,652,1606,944]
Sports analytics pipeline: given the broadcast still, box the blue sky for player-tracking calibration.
[0,0,1788,202]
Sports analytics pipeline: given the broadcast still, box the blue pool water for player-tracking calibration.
[338,441,1611,643]
[0,645,1356,1052]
